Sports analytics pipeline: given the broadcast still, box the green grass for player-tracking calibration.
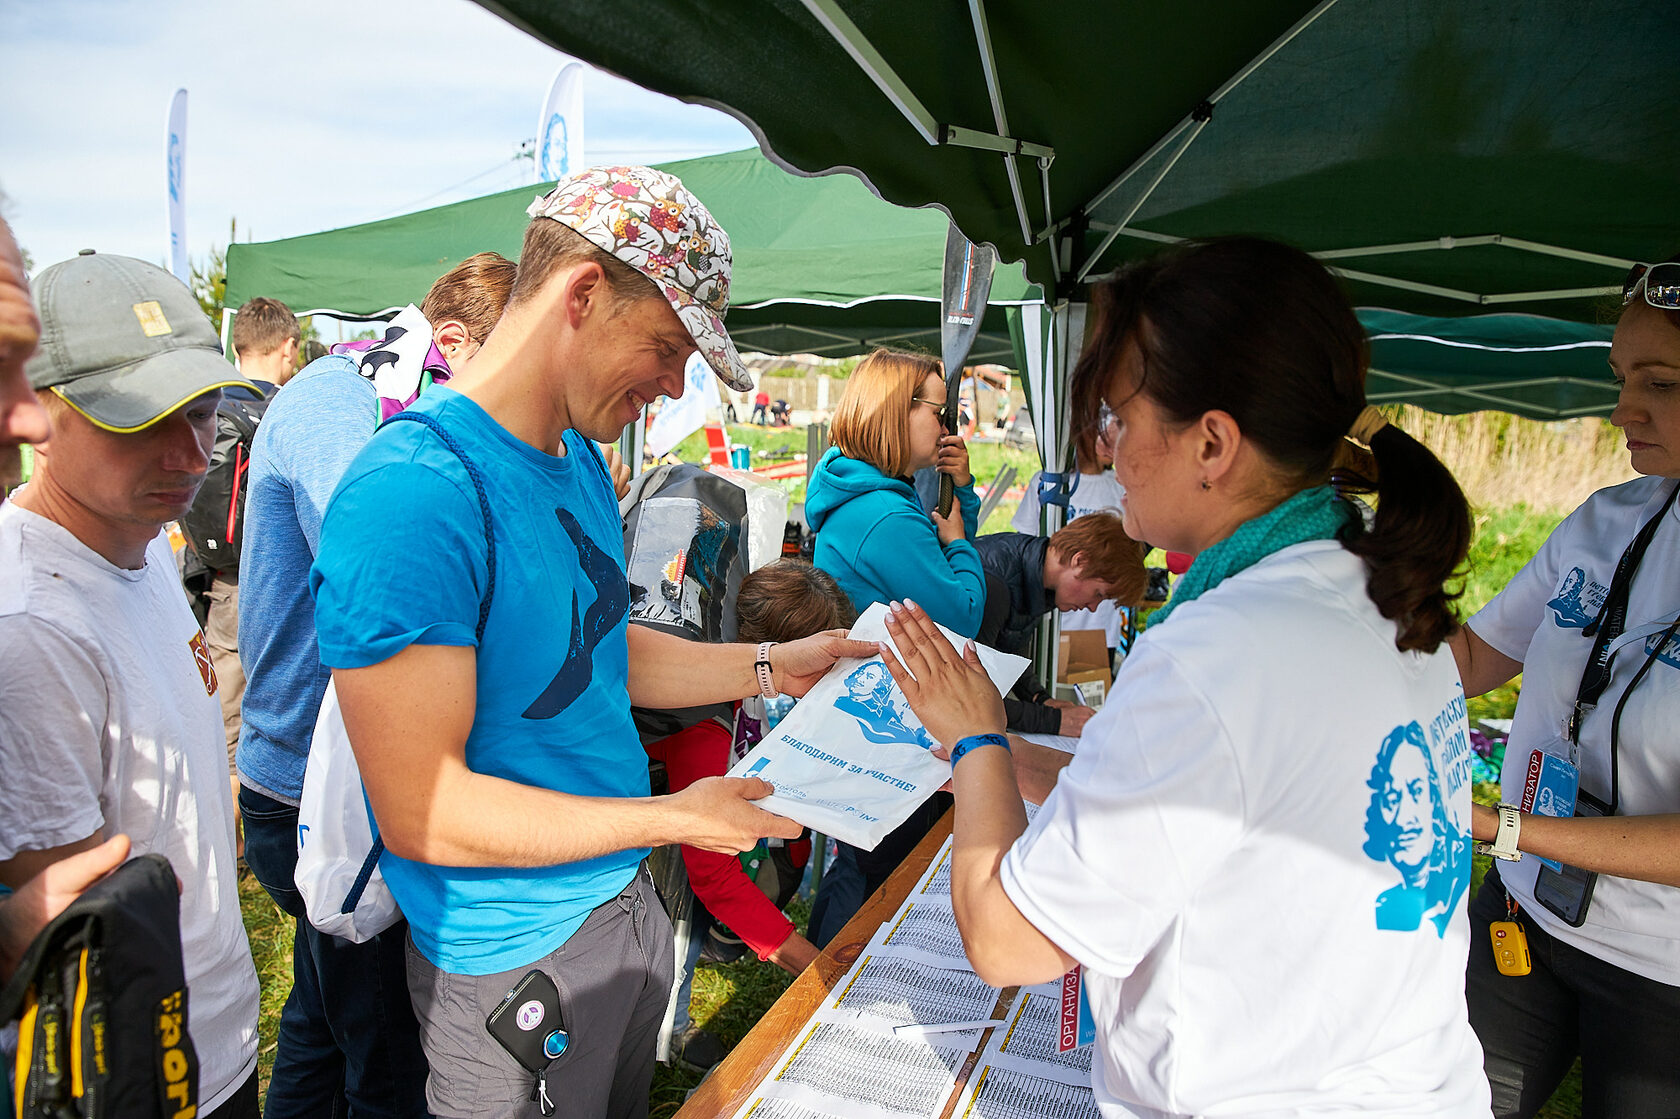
[663,423,1042,516]
[236,495,1584,1116]
[648,895,811,1118]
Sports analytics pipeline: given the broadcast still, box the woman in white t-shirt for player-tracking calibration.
[1450,256,1680,1118]
[878,238,1491,1117]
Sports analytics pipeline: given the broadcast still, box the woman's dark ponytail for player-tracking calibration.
[1342,422,1471,653]
[1072,237,1471,654]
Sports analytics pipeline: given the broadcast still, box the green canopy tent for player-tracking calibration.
[471,0,1674,522]
[225,147,1041,367]
[474,0,1677,315]
[226,147,1621,424]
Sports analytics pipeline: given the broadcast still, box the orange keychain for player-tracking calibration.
[1491,894,1532,977]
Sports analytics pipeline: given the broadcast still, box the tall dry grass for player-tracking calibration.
[1384,406,1635,514]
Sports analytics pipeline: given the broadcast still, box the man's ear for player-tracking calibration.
[280,336,299,369]
[1196,409,1243,484]
[432,319,471,352]
[559,261,609,329]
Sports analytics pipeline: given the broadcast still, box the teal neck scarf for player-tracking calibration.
[1149,484,1358,628]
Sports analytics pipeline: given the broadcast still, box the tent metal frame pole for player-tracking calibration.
[1313,234,1634,271]
[1093,224,1625,303]
[1325,267,1485,304]
[800,0,939,143]
[1076,117,1209,282]
[799,0,1053,160]
[1077,0,1345,221]
[1366,367,1616,417]
[967,0,1035,248]
[1481,286,1621,304]
[1040,160,1062,283]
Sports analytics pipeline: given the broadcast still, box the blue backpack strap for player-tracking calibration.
[381,410,496,642]
[342,409,496,913]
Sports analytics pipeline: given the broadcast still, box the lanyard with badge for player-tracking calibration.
[1524,484,1679,928]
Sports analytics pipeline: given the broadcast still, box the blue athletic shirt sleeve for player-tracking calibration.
[311,455,489,670]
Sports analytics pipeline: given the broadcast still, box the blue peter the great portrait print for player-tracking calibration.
[1363,721,1473,937]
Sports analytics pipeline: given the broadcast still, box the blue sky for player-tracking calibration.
[0,0,755,274]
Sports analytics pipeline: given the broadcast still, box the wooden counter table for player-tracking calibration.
[673,810,957,1119]
[672,737,1071,1119]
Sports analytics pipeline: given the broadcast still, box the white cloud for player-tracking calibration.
[1,0,753,271]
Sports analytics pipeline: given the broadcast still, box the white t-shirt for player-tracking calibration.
[1000,541,1489,1118]
[1014,470,1131,646]
[1469,474,1680,985]
[0,502,259,1110]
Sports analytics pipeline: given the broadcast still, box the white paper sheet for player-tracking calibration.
[866,896,971,970]
[911,839,954,900]
[729,1096,862,1119]
[826,953,1003,1032]
[738,1019,970,1119]
[949,1064,1102,1119]
[1018,731,1080,755]
[727,603,1027,848]
[983,989,1095,1084]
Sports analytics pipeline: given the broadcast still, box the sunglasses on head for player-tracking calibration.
[1622,261,1680,309]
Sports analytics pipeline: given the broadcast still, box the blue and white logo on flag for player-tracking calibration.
[536,64,585,183]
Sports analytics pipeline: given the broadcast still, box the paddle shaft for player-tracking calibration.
[937,227,995,517]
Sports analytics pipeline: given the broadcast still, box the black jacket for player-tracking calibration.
[974,533,1061,735]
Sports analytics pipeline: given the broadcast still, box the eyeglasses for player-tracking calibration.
[1622,262,1680,309]
[1093,401,1119,452]
[912,396,948,412]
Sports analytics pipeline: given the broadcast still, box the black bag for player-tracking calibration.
[621,464,752,744]
[0,854,199,1119]
[180,389,269,573]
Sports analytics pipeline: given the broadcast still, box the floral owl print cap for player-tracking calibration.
[527,165,753,392]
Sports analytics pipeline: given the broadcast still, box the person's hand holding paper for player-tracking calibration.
[876,599,1006,747]
[725,602,1025,849]
[773,628,882,696]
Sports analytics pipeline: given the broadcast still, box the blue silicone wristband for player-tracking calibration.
[950,732,1010,765]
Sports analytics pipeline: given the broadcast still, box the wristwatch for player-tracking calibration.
[1476,804,1523,862]
[950,732,1010,765]
[754,642,778,699]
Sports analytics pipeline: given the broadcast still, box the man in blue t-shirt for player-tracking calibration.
[235,254,514,1118]
[311,166,873,1118]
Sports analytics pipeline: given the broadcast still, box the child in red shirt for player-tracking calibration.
[646,560,856,1065]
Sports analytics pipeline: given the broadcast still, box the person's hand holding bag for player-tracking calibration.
[876,599,1005,748]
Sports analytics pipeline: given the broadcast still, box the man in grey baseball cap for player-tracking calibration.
[0,251,262,1116]
[27,249,255,433]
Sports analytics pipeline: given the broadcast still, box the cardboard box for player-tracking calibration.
[1057,630,1112,708]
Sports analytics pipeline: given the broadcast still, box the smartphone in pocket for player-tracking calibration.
[1532,790,1608,927]
[485,969,569,1073]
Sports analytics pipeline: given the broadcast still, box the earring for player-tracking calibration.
[1200,479,1211,491]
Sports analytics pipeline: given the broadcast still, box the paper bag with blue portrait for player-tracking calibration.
[726,602,1028,849]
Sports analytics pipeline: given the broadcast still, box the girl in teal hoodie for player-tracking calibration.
[805,349,985,637]
[804,348,984,947]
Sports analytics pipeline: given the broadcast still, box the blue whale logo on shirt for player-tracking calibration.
[522,508,629,720]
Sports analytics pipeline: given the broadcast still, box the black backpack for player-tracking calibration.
[181,388,269,573]
[0,854,199,1118]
